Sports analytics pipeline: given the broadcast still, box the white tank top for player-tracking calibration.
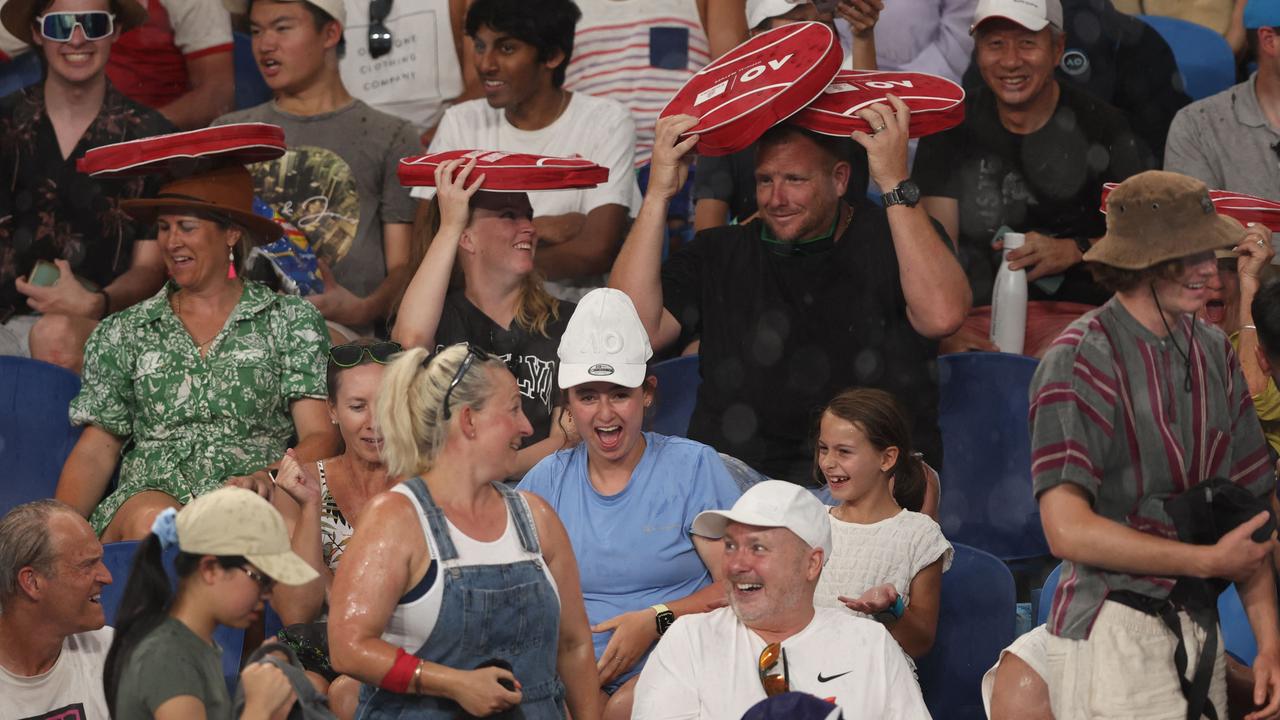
[378,484,559,651]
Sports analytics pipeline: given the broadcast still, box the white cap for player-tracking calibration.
[222,0,347,27]
[558,288,653,389]
[692,481,833,563]
[970,0,1063,34]
[747,0,808,30]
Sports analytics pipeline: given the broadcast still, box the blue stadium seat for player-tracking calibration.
[646,354,700,437]
[917,543,1017,720]
[1036,562,1256,666]
[0,357,83,515]
[0,51,43,99]
[100,541,246,694]
[936,352,1050,563]
[1139,15,1235,101]
[233,32,272,110]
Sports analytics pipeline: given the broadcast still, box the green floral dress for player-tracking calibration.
[72,281,329,534]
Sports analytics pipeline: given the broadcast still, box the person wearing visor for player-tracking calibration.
[55,158,338,543]
[327,343,601,719]
[631,480,929,719]
[0,0,173,371]
[394,158,579,477]
[1031,170,1280,719]
[516,287,741,720]
[103,486,321,719]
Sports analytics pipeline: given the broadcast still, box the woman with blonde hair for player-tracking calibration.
[393,159,576,476]
[328,344,602,719]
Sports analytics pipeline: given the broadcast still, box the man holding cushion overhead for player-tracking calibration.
[612,94,970,484]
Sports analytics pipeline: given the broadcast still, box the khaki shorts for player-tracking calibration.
[1045,600,1227,720]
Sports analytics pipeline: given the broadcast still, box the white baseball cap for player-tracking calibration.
[692,481,833,563]
[970,0,1063,34]
[222,0,347,27]
[747,0,808,30]
[558,288,653,389]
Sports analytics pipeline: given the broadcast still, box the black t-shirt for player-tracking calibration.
[692,140,871,224]
[0,83,172,317]
[435,291,575,446]
[962,0,1190,163]
[914,81,1151,306]
[662,201,941,483]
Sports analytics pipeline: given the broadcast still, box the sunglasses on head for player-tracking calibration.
[329,341,402,368]
[368,0,393,59]
[758,642,790,697]
[429,344,495,420]
[37,11,115,42]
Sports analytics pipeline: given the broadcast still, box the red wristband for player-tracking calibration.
[379,648,419,693]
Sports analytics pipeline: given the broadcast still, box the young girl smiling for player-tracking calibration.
[811,388,952,659]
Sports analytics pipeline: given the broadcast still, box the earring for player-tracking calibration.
[228,248,234,264]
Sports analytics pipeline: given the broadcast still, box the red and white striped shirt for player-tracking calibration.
[565,0,710,167]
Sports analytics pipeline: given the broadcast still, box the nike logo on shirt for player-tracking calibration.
[817,670,852,683]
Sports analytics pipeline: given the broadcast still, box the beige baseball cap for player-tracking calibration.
[176,487,319,586]
[970,0,1064,34]
[221,0,346,26]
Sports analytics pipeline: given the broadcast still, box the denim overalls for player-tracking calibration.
[356,478,566,719]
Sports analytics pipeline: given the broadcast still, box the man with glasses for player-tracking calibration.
[0,0,173,372]
[0,500,115,719]
[632,481,929,719]
[216,0,420,341]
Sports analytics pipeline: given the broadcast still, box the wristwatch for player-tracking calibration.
[882,179,921,209]
[652,603,676,636]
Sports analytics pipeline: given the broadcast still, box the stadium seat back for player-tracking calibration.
[1139,15,1235,101]
[0,52,44,99]
[0,357,84,515]
[937,352,1049,562]
[646,354,700,437]
[233,32,272,110]
[917,543,1017,720]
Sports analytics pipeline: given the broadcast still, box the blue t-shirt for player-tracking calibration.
[517,432,742,683]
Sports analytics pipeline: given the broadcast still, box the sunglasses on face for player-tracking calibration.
[37,11,115,42]
[368,0,393,58]
[237,565,276,594]
[431,344,494,420]
[329,341,402,368]
[758,642,790,697]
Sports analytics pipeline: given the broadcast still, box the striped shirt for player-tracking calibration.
[564,0,711,167]
[1029,298,1273,640]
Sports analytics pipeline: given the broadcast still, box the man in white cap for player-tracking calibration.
[632,481,930,719]
[915,0,1152,357]
[216,0,420,341]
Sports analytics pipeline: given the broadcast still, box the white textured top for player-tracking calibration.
[814,509,953,614]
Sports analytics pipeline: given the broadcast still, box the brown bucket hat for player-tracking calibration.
[2,0,148,45]
[121,165,283,243]
[1085,170,1244,270]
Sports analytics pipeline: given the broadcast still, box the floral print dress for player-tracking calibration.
[71,281,329,534]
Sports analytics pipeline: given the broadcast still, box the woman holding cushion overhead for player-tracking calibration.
[393,157,577,477]
[517,288,742,720]
[327,344,602,719]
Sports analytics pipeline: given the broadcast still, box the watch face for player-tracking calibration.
[899,180,921,204]
[656,611,676,635]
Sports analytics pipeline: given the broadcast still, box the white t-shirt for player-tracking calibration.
[412,93,642,219]
[632,607,932,720]
[813,509,953,614]
[0,626,114,720]
[339,0,464,131]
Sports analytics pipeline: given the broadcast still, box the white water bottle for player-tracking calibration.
[990,232,1028,354]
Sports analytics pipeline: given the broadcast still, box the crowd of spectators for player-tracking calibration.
[3,0,1280,717]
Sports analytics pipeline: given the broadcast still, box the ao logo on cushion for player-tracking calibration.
[660,21,842,156]
[791,70,965,139]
